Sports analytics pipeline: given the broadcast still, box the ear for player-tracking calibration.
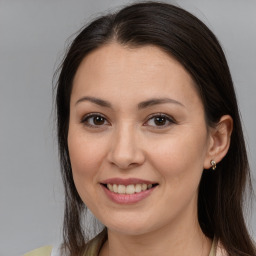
[204,115,233,169]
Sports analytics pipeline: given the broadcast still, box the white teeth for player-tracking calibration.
[117,185,126,194]
[142,184,147,191]
[113,184,118,193]
[135,184,142,193]
[107,184,113,191]
[126,184,135,194]
[106,183,155,194]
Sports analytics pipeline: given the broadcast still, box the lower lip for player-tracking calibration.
[101,185,157,204]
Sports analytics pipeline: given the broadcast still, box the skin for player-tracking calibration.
[68,43,233,256]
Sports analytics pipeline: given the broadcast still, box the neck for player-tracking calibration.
[100,208,212,256]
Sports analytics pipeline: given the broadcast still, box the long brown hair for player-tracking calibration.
[55,2,255,255]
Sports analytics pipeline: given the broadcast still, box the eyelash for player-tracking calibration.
[144,113,176,129]
[81,113,110,128]
[81,112,176,129]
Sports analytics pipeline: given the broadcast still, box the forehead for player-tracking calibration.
[74,42,192,83]
[71,42,201,108]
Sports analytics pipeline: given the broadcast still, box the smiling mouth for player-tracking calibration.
[101,183,159,195]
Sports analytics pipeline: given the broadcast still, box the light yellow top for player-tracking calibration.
[24,245,52,256]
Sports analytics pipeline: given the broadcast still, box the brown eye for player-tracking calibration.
[81,114,109,128]
[93,116,105,125]
[145,114,175,128]
[154,116,167,126]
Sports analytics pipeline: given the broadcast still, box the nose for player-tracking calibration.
[107,124,145,169]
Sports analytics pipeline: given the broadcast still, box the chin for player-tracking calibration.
[109,225,150,236]
[102,215,156,236]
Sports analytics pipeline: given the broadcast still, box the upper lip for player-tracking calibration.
[100,178,158,186]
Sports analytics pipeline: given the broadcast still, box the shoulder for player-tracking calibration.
[84,228,108,256]
[216,241,228,256]
[24,246,52,256]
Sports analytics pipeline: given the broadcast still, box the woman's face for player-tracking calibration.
[68,43,213,235]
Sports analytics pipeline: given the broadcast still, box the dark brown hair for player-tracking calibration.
[55,2,255,255]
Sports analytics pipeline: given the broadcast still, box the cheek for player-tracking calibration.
[67,129,106,201]
[143,130,209,223]
[148,128,208,187]
[68,129,104,173]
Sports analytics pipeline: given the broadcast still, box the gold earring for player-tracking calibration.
[210,160,217,170]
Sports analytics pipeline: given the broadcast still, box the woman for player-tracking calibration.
[25,2,255,256]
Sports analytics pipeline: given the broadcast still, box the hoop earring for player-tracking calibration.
[210,160,217,170]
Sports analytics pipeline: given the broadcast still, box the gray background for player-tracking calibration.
[0,0,255,255]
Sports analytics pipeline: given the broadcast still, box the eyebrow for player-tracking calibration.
[75,96,112,108]
[138,98,184,109]
[75,96,184,109]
